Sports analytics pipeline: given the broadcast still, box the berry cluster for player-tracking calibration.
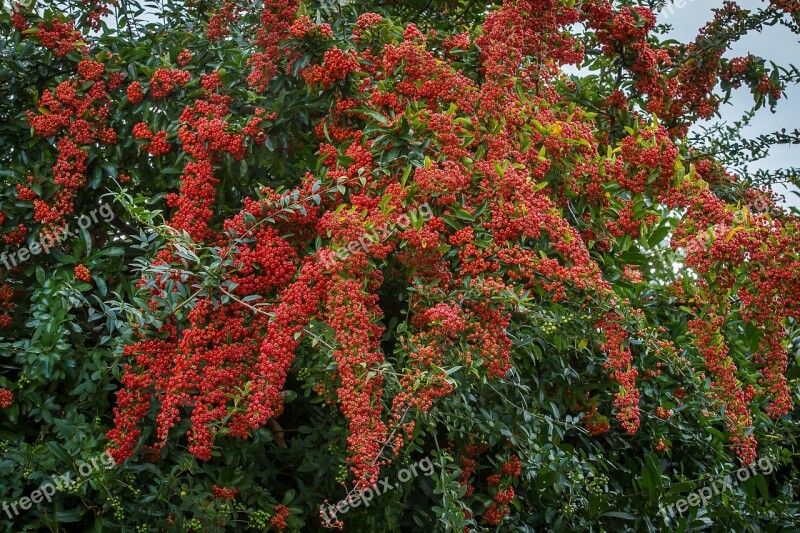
[74,265,92,283]
[36,19,84,57]
[133,123,172,156]
[211,485,239,500]
[270,504,289,530]
[149,69,191,100]
[0,284,14,329]
[0,388,13,408]
[127,81,144,104]
[24,48,120,227]
[596,314,640,434]
[247,0,298,91]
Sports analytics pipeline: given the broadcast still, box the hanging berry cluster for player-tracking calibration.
[24,31,122,228]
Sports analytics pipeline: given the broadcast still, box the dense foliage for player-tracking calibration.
[1,0,799,531]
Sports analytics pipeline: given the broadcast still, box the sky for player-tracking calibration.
[658,0,800,209]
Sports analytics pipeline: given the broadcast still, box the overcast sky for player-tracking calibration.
[659,0,800,208]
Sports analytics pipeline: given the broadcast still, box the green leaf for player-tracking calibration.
[602,511,636,520]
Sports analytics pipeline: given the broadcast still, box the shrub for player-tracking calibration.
[0,0,799,531]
